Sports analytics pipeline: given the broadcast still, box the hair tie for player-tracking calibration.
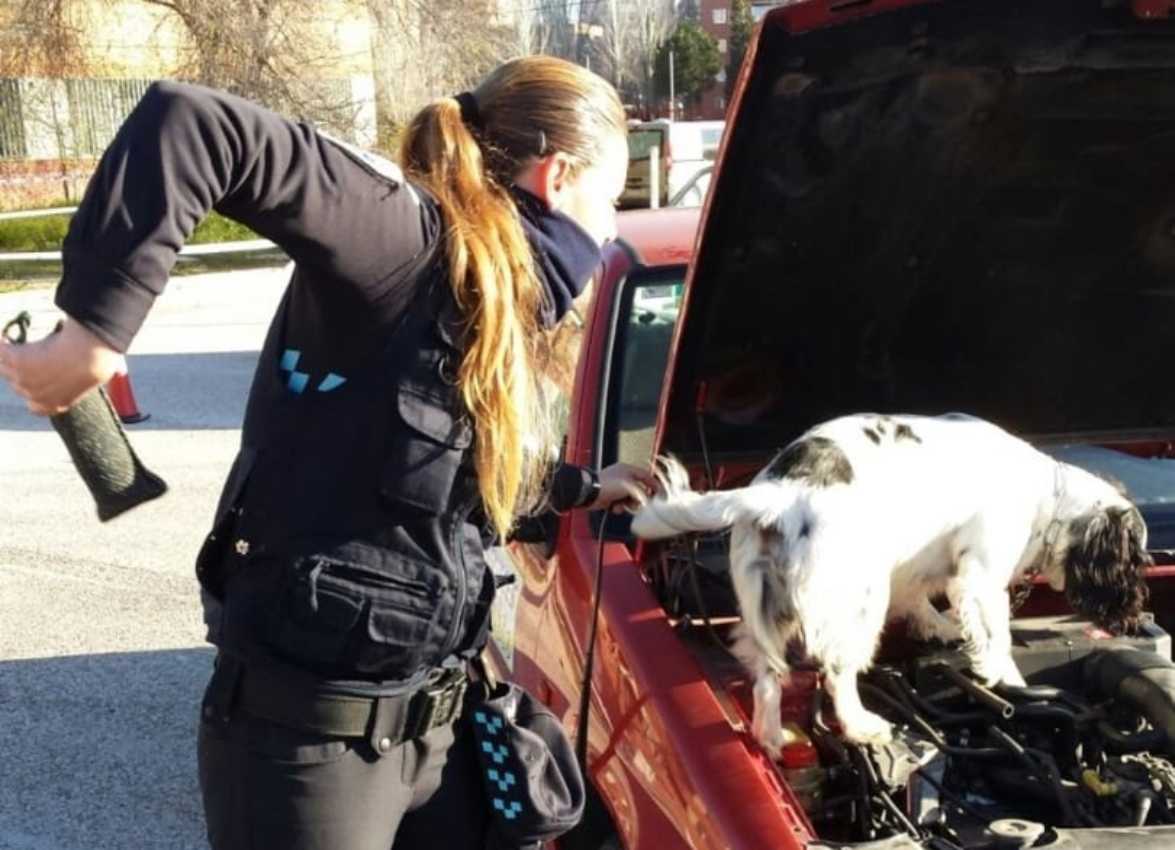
[454,92,483,131]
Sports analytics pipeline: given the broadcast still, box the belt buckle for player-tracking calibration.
[406,669,467,740]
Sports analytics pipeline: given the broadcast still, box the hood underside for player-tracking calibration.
[662,0,1175,458]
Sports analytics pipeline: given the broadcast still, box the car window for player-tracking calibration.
[604,267,687,468]
[1043,444,1175,551]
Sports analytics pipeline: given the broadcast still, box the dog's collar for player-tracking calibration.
[1011,464,1068,612]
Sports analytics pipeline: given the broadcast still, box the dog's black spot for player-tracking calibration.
[766,437,855,487]
[895,423,923,444]
[799,522,811,539]
[876,418,890,436]
[862,427,881,445]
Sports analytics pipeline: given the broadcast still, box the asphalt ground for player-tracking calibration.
[0,266,289,850]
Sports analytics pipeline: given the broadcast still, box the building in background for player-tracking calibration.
[694,0,731,119]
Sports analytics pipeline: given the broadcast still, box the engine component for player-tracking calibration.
[986,818,1047,848]
[1084,650,1175,757]
[1011,614,1170,689]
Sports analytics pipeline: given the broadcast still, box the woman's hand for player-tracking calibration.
[587,462,659,512]
[0,318,125,416]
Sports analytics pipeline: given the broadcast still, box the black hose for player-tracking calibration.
[872,669,989,726]
[995,682,1090,710]
[988,726,1078,824]
[1084,649,1175,757]
[849,744,874,838]
[859,683,1007,759]
[931,663,1016,719]
[809,688,852,765]
[1096,719,1167,754]
[852,743,921,839]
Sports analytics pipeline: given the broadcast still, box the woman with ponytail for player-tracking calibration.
[0,56,655,849]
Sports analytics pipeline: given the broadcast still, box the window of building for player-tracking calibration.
[718,38,728,53]
[716,68,727,83]
[713,8,728,24]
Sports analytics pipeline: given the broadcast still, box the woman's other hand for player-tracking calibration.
[589,462,659,512]
[0,318,125,416]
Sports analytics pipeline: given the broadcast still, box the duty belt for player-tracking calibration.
[204,654,469,756]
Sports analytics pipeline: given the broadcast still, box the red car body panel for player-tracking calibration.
[488,203,816,849]
[492,3,1175,848]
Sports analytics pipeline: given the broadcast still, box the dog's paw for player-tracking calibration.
[998,665,1027,688]
[908,611,963,645]
[969,656,1004,688]
[755,720,804,760]
[841,712,893,746]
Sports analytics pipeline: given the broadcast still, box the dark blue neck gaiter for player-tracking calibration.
[511,187,602,328]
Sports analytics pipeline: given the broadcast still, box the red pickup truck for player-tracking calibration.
[489,2,1175,848]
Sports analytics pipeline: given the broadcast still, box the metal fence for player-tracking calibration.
[0,76,155,161]
[65,78,154,157]
[1,76,374,163]
[0,79,26,159]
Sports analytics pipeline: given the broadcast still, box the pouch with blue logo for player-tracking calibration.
[469,680,585,849]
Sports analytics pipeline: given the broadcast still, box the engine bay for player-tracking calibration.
[649,535,1175,849]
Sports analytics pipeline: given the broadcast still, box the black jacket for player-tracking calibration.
[56,81,597,694]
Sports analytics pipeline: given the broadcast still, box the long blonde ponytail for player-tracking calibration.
[400,56,625,538]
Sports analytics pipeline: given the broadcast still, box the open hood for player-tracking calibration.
[660,0,1175,460]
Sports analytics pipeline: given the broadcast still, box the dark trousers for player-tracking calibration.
[197,671,488,850]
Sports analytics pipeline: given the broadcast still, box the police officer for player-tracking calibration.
[0,56,655,849]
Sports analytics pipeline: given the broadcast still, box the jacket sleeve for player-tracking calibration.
[55,80,439,352]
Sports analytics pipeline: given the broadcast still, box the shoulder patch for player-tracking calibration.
[316,129,420,206]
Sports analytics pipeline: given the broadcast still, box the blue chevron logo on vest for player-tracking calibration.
[280,349,348,394]
[492,798,523,820]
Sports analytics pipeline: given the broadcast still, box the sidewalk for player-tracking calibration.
[0,266,288,850]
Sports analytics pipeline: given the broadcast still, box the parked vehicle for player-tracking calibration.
[493,2,1175,848]
[669,165,714,209]
[619,119,724,209]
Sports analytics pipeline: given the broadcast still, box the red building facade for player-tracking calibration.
[693,0,732,119]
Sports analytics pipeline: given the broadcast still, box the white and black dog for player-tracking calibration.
[630,413,1151,751]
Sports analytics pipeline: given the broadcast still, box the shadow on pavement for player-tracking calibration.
[0,648,214,850]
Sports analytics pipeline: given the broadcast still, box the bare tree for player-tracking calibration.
[594,0,675,106]
[137,0,363,132]
[0,0,98,77]
[499,0,563,58]
[630,0,676,109]
[365,0,518,149]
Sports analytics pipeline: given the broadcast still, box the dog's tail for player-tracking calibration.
[633,456,803,678]
[630,456,788,540]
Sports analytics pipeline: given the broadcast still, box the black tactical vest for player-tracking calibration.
[196,266,495,692]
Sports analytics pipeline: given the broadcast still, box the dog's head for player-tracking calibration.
[1061,505,1151,634]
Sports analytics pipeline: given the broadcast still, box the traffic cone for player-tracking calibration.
[105,370,150,424]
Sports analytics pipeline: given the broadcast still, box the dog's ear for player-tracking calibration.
[1063,507,1151,634]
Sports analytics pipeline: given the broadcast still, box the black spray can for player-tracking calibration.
[4,311,167,521]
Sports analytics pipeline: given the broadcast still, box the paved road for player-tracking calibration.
[0,266,288,850]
